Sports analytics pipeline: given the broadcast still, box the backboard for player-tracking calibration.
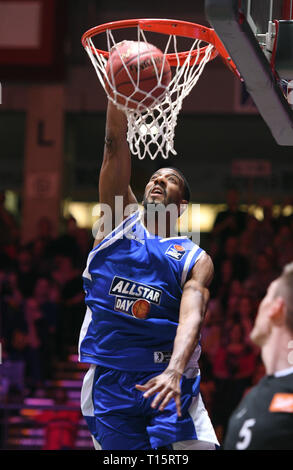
[205,0,293,145]
[243,0,286,35]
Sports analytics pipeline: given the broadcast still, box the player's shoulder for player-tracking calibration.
[157,236,203,260]
[272,370,293,390]
[157,235,201,250]
[238,375,276,407]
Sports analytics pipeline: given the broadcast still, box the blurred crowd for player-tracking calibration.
[1,188,293,442]
[0,191,91,400]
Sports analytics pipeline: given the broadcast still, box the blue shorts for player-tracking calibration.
[81,365,218,450]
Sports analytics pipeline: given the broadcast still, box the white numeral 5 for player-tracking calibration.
[236,419,256,450]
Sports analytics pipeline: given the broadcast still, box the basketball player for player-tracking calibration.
[224,262,293,450]
[78,100,219,450]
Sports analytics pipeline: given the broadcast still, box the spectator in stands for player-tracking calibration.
[233,296,255,345]
[16,248,37,298]
[222,236,250,282]
[74,227,92,267]
[49,216,81,264]
[1,270,24,349]
[52,255,84,356]
[33,278,60,378]
[212,236,249,307]
[255,198,277,252]
[30,238,51,276]
[238,214,260,258]
[273,224,293,269]
[35,388,80,450]
[0,191,19,247]
[36,216,54,246]
[225,280,246,319]
[201,298,223,363]
[23,298,46,393]
[24,217,55,277]
[211,258,234,306]
[212,188,247,243]
[246,252,279,299]
[5,328,29,398]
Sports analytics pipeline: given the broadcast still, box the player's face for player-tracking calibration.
[143,168,186,208]
[250,280,279,347]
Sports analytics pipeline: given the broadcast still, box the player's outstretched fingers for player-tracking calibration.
[148,387,165,407]
[145,386,164,399]
[158,391,182,417]
[150,388,181,415]
[136,382,163,398]
[135,384,148,391]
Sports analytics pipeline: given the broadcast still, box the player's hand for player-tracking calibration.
[135,368,182,417]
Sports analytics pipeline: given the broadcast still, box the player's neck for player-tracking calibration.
[262,329,293,375]
[142,209,173,238]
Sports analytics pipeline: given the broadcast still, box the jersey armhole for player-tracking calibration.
[180,246,204,287]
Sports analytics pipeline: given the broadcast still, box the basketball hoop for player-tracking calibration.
[82,19,238,159]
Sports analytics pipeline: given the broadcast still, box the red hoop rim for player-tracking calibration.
[81,18,239,74]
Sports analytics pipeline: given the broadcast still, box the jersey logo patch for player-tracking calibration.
[109,276,162,319]
[154,351,172,363]
[165,244,186,261]
[269,393,293,413]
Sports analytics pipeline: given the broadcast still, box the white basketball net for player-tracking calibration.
[84,26,214,159]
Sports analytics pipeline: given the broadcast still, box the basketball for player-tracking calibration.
[132,299,150,319]
[105,40,171,110]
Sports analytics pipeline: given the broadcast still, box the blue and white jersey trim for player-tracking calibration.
[181,246,204,287]
[83,210,140,281]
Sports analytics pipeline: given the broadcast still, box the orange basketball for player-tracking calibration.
[105,40,171,110]
[132,299,150,319]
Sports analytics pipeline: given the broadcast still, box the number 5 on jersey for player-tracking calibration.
[236,419,256,450]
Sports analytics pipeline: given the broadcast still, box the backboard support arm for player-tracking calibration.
[205,0,293,145]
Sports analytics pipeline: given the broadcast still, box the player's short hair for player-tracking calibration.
[276,262,293,332]
[160,167,191,202]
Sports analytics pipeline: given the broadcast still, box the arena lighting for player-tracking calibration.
[63,201,97,228]
[4,190,18,215]
[63,201,293,232]
[64,202,224,233]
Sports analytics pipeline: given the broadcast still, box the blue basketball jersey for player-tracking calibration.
[78,210,204,372]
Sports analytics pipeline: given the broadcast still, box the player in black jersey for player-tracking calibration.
[224,262,293,450]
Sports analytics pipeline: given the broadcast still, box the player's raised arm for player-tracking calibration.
[167,252,214,371]
[94,100,138,246]
[135,252,214,416]
[100,100,137,209]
